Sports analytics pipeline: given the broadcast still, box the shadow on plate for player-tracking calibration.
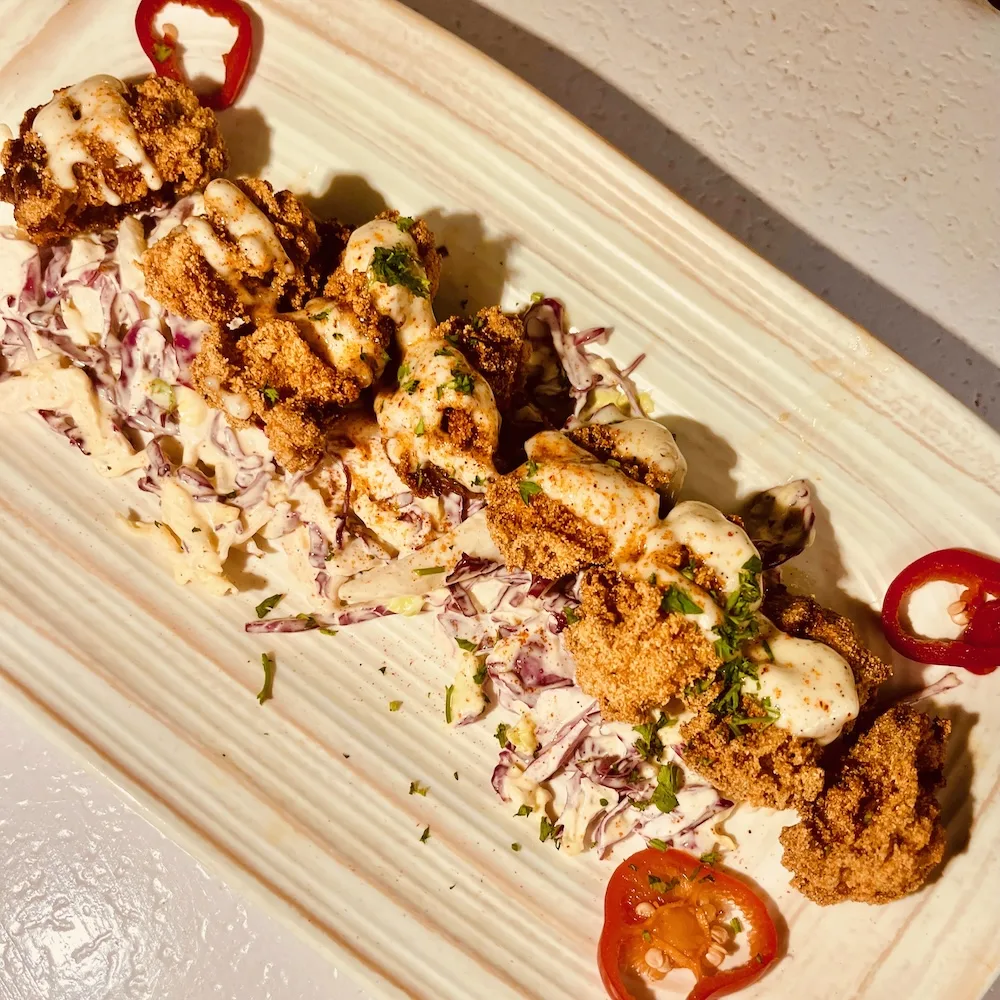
[397,0,1000,434]
[217,105,272,179]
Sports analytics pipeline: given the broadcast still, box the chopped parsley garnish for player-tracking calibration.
[255,593,284,619]
[409,781,429,796]
[397,363,419,394]
[257,653,276,705]
[650,762,683,814]
[515,805,533,818]
[539,816,560,845]
[762,637,775,661]
[648,838,668,851]
[729,917,743,934]
[661,585,704,616]
[606,458,621,468]
[648,874,666,891]
[389,700,403,712]
[414,417,425,436]
[472,657,488,684]
[370,245,429,297]
[319,627,338,636]
[444,685,455,724]
[518,480,542,505]
[700,850,721,865]
[307,309,331,321]
[495,722,510,747]
[472,475,485,486]
[455,637,478,652]
[440,367,475,396]
[419,826,431,843]
[433,346,453,357]
[633,714,674,760]
[642,930,652,943]
[396,216,415,232]
[415,566,445,576]
[530,291,544,303]
[148,378,176,411]
[525,458,538,479]
[679,561,698,581]
[511,842,521,852]
[563,606,581,625]
[262,385,279,406]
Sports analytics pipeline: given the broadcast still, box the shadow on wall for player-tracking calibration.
[398,0,1000,434]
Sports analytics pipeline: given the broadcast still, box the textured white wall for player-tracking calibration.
[403,0,1000,427]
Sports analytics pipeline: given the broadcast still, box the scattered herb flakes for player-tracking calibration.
[455,637,478,652]
[397,362,419,394]
[414,416,425,436]
[389,700,403,712]
[396,215,415,232]
[148,378,176,411]
[700,850,721,865]
[433,346,453,357]
[472,657,488,684]
[409,781,429,796]
[444,685,455,724]
[633,715,672,760]
[729,917,743,935]
[563,606,581,625]
[495,722,510,747]
[762,637,775,662]
[525,458,538,479]
[255,593,284,619]
[511,842,521,852]
[518,480,542,505]
[651,762,683,814]
[661,586,704,616]
[648,838,668,852]
[415,566,446,576]
[648,873,667,891]
[262,385,279,406]
[607,458,621,468]
[419,826,431,843]
[307,308,331,321]
[515,804,533,817]
[319,627,338,636]
[370,245,429,297]
[642,930,652,943]
[530,291,544,303]
[539,816,560,844]
[447,368,475,395]
[472,475,485,487]
[257,653,276,705]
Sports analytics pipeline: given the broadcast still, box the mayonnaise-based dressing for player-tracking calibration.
[751,628,859,745]
[595,417,687,501]
[294,297,386,387]
[183,180,291,298]
[665,500,760,601]
[31,75,161,203]
[525,431,661,560]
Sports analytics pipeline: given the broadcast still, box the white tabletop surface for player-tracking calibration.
[1,1,997,998]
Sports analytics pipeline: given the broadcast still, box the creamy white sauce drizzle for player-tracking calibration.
[594,417,687,502]
[294,297,386,387]
[183,179,292,285]
[752,628,859,744]
[31,75,161,203]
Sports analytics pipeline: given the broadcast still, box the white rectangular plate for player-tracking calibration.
[1,1,999,998]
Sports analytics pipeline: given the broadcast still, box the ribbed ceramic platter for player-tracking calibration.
[1,2,999,998]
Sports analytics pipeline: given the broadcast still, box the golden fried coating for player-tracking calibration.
[192,306,389,470]
[0,74,226,245]
[764,585,891,708]
[141,178,321,324]
[780,705,950,904]
[485,472,612,577]
[567,569,721,722]
[681,700,826,811]
[436,306,528,411]
[569,423,674,496]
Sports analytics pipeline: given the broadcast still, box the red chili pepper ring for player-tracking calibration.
[881,548,1000,675]
[135,0,254,111]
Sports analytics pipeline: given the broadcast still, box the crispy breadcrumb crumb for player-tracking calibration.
[437,306,528,410]
[485,472,612,576]
[569,423,673,496]
[680,698,826,811]
[141,178,321,323]
[764,585,891,708]
[780,705,950,904]
[567,569,720,722]
[0,75,225,245]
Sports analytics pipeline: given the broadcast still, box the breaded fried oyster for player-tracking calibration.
[0,74,226,245]
[141,178,322,323]
[780,705,950,904]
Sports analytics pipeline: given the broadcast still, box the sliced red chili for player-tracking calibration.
[135,0,253,111]
[598,848,778,1000]
[881,547,1000,675]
